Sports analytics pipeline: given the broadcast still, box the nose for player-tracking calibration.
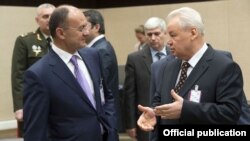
[151,34,157,40]
[167,39,173,46]
[82,30,90,36]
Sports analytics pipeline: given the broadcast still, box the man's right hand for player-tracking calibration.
[15,109,23,121]
[137,105,156,132]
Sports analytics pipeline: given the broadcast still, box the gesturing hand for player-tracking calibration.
[154,90,183,119]
[137,105,156,131]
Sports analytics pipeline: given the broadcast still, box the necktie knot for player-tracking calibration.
[156,52,164,60]
[70,55,78,67]
[46,37,52,50]
[181,62,190,70]
[47,37,51,42]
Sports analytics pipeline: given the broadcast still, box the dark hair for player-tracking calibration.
[49,7,69,38]
[83,9,105,34]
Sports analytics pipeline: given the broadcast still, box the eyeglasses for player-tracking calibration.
[64,24,90,33]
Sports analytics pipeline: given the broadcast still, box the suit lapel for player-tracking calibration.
[49,51,96,110]
[142,46,153,74]
[142,45,170,74]
[160,58,181,103]
[169,59,182,95]
[179,46,214,97]
[78,50,102,110]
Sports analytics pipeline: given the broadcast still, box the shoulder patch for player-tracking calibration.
[36,33,42,41]
[20,31,35,37]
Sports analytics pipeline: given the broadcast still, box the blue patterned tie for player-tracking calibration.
[70,55,96,108]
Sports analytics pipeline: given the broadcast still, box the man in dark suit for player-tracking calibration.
[23,5,118,141]
[83,10,120,130]
[11,3,55,137]
[150,50,250,126]
[123,17,170,141]
[216,50,250,125]
[137,7,245,140]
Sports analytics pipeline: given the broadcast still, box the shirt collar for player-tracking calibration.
[87,34,105,48]
[51,43,82,64]
[150,46,167,56]
[188,43,208,68]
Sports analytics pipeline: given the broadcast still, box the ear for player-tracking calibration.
[190,28,198,40]
[56,28,66,40]
[35,16,39,24]
[94,24,100,31]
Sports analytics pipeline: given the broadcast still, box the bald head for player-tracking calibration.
[49,5,89,53]
[49,5,84,38]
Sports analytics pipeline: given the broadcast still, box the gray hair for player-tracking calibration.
[144,17,166,32]
[166,7,204,36]
[36,3,55,16]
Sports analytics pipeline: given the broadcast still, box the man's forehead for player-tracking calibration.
[146,27,162,33]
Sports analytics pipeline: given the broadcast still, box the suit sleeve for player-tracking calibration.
[23,70,49,141]
[11,36,28,112]
[150,60,165,107]
[97,51,119,141]
[97,46,114,88]
[123,55,137,129]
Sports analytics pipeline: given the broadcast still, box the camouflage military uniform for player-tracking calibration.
[11,28,50,137]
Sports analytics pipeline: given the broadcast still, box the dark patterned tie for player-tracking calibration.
[156,52,164,60]
[174,62,190,93]
[46,37,52,50]
[70,55,96,108]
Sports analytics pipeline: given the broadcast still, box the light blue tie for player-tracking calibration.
[70,55,96,108]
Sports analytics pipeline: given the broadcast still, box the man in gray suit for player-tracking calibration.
[137,7,245,141]
[123,17,170,141]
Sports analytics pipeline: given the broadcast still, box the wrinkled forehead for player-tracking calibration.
[145,26,163,33]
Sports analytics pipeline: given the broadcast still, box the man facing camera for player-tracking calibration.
[11,3,55,137]
[137,7,245,141]
[123,17,170,141]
